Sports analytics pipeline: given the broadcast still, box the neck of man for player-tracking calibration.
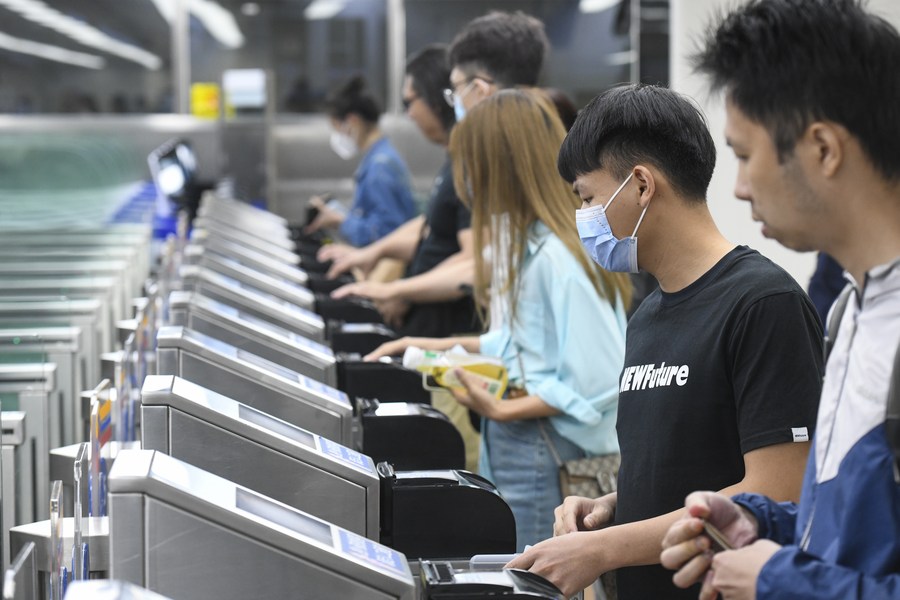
[824,180,900,285]
[641,202,736,293]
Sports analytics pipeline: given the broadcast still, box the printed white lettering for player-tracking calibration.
[620,367,635,393]
[640,364,656,390]
[619,362,691,393]
[632,364,650,390]
[665,365,677,386]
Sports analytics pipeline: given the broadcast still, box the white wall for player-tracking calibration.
[670,0,900,286]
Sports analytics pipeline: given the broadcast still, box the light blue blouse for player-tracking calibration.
[479,221,626,455]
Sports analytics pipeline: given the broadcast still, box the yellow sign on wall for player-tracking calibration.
[190,83,221,119]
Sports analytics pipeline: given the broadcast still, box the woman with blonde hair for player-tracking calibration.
[367,88,630,548]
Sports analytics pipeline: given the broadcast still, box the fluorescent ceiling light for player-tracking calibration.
[605,50,637,65]
[304,0,345,20]
[0,30,105,69]
[150,0,245,48]
[579,0,620,13]
[0,0,162,69]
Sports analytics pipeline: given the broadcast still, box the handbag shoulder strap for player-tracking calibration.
[537,419,564,468]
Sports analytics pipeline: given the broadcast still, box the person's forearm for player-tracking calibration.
[594,510,685,570]
[494,395,561,421]
[405,336,481,353]
[371,215,425,262]
[390,258,474,303]
[597,461,805,571]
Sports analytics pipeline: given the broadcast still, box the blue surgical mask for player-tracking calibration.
[575,173,649,273]
[454,96,467,122]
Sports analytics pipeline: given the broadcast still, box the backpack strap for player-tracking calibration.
[887,343,900,483]
[823,284,854,362]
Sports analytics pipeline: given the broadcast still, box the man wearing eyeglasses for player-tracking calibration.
[446,10,548,121]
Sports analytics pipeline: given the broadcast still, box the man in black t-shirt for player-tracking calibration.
[508,85,823,599]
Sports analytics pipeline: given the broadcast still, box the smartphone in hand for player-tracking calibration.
[703,521,734,552]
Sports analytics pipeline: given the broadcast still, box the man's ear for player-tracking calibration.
[633,165,656,208]
[804,121,845,178]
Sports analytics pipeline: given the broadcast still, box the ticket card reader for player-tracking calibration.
[141,375,380,538]
[168,290,336,385]
[185,250,383,324]
[156,326,354,444]
[109,450,417,600]
[156,327,464,469]
[186,236,303,277]
[378,463,516,558]
[168,291,428,404]
[183,242,349,295]
[191,227,299,265]
[178,265,326,342]
[140,376,511,558]
[418,561,568,600]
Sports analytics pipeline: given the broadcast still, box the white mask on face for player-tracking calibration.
[329,126,358,160]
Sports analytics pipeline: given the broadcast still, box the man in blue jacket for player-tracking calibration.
[660,1,900,599]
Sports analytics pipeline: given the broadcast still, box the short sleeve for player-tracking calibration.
[729,291,824,453]
[455,198,472,233]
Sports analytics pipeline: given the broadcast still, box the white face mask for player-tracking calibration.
[329,127,358,160]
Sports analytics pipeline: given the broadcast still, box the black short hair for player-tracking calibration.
[448,11,548,88]
[694,0,900,181]
[558,84,716,201]
[325,75,381,123]
[405,44,455,133]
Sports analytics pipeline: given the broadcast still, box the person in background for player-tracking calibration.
[305,75,417,247]
[327,11,551,333]
[507,84,823,599]
[660,1,900,598]
[366,89,631,550]
[807,252,845,328]
[317,45,478,335]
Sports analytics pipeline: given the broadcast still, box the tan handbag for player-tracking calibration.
[557,453,620,499]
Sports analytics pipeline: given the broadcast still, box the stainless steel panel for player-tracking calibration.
[156,327,352,446]
[176,295,335,385]
[144,499,398,600]
[0,328,84,447]
[108,450,414,600]
[108,493,145,586]
[0,300,104,382]
[0,366,57,521]
[195,252,316,310]
[167,410,369,535]
[191,227,297,264]
[178,351,347,444]
[140,407,170,455]
[179,267,324,342]
[9,517,109,572]
[4,541,37,600]
[185,242,308,286]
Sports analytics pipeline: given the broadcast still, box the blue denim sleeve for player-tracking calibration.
[732,492,799,545]
[340,158,416,246]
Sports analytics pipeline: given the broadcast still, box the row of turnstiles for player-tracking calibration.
[0,194,574,600]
